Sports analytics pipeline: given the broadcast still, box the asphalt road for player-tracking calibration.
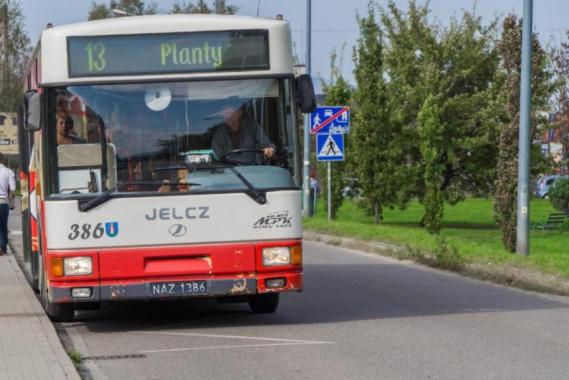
[61,240,569,380]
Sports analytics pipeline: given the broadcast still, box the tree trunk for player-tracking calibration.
[374,201,379,225]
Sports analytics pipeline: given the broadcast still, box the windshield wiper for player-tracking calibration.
[78,180,202,212]
[153,164,266,205]
[117,180,201,187]
[78,186,117,212]
[225,166,266,204]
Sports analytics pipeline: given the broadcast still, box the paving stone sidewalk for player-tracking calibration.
[0,201,80,380]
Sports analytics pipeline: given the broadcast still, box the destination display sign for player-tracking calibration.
[67,30,269,77]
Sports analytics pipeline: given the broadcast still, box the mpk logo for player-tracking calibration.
[253,211,293,229]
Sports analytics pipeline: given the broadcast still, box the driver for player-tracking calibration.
[211,102,275,164]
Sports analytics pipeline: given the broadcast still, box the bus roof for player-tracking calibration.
[38,14,294,85]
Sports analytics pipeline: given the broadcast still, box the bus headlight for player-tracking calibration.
[63,257,93,276]
[262,247,290,266]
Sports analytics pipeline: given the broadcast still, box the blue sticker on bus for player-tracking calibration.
[105,222,119,238]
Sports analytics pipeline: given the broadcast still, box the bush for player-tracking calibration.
[549,178,569,211]
[433,237,463,271]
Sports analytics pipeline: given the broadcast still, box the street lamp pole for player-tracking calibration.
[302,0,312,217]
[516,0,533,256]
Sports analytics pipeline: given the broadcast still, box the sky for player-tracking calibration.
[18,0,569,90]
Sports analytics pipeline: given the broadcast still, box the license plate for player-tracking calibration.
[148,281,208,297]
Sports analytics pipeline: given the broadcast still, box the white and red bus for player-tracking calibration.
[19,14,315,321]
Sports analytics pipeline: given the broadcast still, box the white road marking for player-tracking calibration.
[141,341,334,354]
[131,330,333,344]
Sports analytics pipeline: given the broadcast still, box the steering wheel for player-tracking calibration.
[219,148,267,165]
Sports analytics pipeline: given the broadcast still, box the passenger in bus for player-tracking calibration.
[86,111,104,142]
[56,110,86,145]
[104,115,145,191]
[211,103,275,164]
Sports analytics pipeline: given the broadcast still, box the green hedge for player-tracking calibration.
[550,178,569,212]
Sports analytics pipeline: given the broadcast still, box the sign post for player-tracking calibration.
[313,105,348,222]
[315,133,344,222]
[327,162,331,222]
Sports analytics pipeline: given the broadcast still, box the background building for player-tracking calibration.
[0,111,19,156]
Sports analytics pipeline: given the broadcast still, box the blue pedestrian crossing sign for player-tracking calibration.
[310,106,350,134]
[317,133,344,161]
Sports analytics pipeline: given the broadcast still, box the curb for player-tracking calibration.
[7,234,82,380]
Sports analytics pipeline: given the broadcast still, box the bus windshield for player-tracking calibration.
[47,78,299,196]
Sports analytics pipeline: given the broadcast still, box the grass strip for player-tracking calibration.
[304,198,569,282]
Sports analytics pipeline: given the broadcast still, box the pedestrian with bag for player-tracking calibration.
[0,153,15,256]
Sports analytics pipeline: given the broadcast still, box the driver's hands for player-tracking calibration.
[263,147,274,158]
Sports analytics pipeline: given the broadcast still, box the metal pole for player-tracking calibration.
[0,5,7,94]
[516,0,533,256]
[327,162,332,222]
[302,0,312,217]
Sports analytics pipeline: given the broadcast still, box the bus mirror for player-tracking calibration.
[295,74,316,113]
[24,91,41,132]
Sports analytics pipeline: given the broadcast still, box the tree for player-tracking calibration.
[318,47,352,219]
[88,0,157,20]
[0,0,31,112]
[381,1,502,231]
[418,94,444,234]
[351,3,396,224]
[171,0,237,15]
[170,1,237,15]
[551,31,569,167]
[433,11,502,202]
[88,3,112,20]
[89,0,238,19]
[171,1,210,14]
[380,0,437,210]
[493,14,552,251]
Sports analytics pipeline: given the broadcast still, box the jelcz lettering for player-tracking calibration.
[145,207,210,221]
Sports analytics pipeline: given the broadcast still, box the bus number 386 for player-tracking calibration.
[68,223,105,240]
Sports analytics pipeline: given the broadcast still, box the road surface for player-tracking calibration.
[61,240,569,380]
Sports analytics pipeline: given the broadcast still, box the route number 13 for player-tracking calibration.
[85,42,106,72]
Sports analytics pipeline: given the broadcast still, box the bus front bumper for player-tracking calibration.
[48,272,302,304]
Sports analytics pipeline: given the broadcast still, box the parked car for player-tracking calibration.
[535,175,569,199]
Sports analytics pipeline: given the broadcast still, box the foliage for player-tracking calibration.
[88,4,112,20]
[549,178,569,211]
[88,0,237,19]
[0,0,31,112]
[432,236,463,271]
[88,0,157,20]
[171,0,237,14]
[67,350,83,364]
[318,47,352,220]
[418,94,444,234]
[493,14,552,252]
[351,2,399,224]
[551,31,569,167]
[379,1,503,233]
[493,15,522,252]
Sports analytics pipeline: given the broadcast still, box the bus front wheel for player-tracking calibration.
[40,264,75,322]
[248,293,279,314]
